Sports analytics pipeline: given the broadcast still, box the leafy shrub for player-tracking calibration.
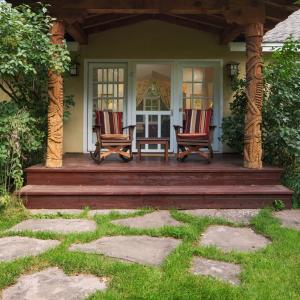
[0,101,43,192]
[222,38,300,206]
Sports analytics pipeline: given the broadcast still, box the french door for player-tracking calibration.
[132,63,174,152]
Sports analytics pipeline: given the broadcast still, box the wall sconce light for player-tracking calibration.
[69,62,80,76]
[226,62,240,82]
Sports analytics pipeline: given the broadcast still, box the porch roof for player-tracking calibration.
[10,1,300,45]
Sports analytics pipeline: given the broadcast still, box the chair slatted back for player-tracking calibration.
[184,109,213,135]
[95,111,123,134]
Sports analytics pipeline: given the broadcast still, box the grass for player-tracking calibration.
[0,206,300,300]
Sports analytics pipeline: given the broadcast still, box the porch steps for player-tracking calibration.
[20,184,293,209]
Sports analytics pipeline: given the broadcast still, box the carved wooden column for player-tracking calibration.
[46,21,65,168]
[244,23,264,169]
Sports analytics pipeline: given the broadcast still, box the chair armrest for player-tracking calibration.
[123,125,136,140]
[173,125,183,135]
[122,125,136,130]
[93,124,102,144]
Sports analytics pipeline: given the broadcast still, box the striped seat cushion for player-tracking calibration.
[184,109,212,135]
[95,111,122,134]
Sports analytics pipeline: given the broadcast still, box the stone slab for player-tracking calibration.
[69,235,181,266]
[9,219,97,234]
[88,209,137,216]
[191,257,241,285]
[29,209,83,215]
[274,210,300,230]
[200,225,270,253]
[2,267,108,300]
[111,211,183,229]
[183,209,260,224]
[0,237,60,262]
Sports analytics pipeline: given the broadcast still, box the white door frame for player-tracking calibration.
[129,61,175,152]
[83,59,223,153]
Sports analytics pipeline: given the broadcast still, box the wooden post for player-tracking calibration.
[244,23,264,169]
[46,21,65,168]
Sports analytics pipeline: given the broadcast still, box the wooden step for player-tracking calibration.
[20,184,293,209]
[26,168,283,186]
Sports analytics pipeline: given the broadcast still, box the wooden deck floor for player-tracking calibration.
[21,153,293,209]
[27,153,282,172]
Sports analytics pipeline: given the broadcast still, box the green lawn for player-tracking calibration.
[0,207,300,300]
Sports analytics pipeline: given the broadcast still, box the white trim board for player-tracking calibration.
[229,42,285,52]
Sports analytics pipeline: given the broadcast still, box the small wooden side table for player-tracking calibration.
[136,137,169,161]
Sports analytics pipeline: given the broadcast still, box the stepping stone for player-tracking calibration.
[69,235,181,266]
[111,211,183,229]
[200,225,270,253]
[274,210,300,230]
[2,267,108,300]
[183,209,260,224]
[9,219,96,234]
[0,237,60,262]
[29,209,83,215]
[88,209,137,216]
[191,257,241,285]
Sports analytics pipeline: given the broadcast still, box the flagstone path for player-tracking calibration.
[274,210,300,230]
[191,257,241,285]
[183,209,260,224]
[111,211,183,229]
[3,208,293,298]
[69,235,181,266]
[0,237,60,262]
[9,219,97,234]
[2,267,108,300]
[200,225,271,253]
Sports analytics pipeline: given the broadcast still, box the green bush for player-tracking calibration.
[222,38,300,206]
[0,101,44,192]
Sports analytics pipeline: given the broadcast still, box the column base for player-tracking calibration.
[244,160,262,169]
[46,158,63,168]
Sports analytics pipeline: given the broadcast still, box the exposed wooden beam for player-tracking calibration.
[66,22,88,45]
[220,25,243,45]
[85,15,150,34]
[154,14,220,34]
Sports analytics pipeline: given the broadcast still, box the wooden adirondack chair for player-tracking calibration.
[174,108,214,163]
[90,111,135,163]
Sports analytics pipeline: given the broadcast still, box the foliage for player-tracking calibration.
[273,199,285,211]
[0,101,43,193]
[221,79,247,155]
[0,2,73,194]
[222,38,300,205]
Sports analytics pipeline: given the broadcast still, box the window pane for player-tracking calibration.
[103,69,107,81]
[194,67,204,82]
[194,83,205,96]
[161,115,170,140]
[183,68,192,81]
[118,68,124,82]
[119,84,124,97]
[148,115,158,149]
[108,68,113,82]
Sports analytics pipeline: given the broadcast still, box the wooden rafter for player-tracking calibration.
[66,22,88,45]
[220,25,244,45]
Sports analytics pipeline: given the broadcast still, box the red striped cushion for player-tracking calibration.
[95,111,122,134]
[184,109,212,135]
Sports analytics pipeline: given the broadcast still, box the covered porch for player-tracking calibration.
[13,0,299,208]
